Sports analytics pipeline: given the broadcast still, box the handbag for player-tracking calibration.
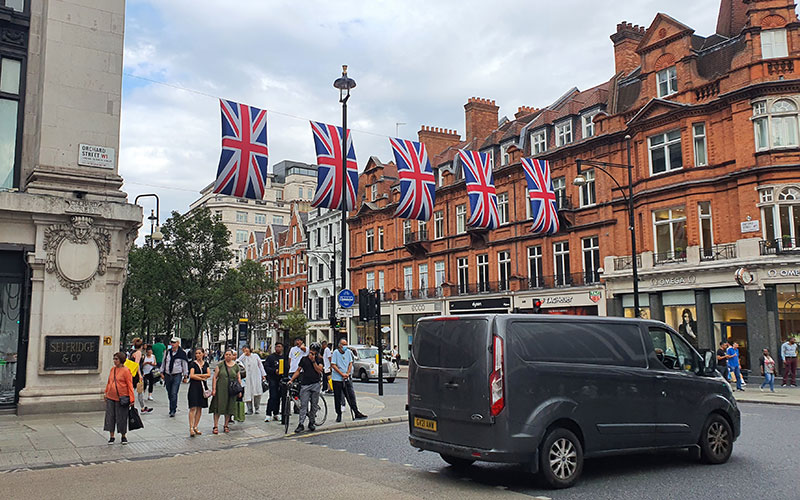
[113,368,131,407]
[261,379,269,393]
[226,363,243,397]
[202,369,212,399]
[128,406,144,431]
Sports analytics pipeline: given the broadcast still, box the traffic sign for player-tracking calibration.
[338,289,355,308]
[336,308,354,318]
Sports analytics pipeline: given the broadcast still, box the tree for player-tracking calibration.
[238,259,278,333]
[160,207,232,345]
[282,306,308,341]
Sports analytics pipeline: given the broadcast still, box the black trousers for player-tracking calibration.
[332,379,358,415]
[143,372,156,394]
[266,378,284,417]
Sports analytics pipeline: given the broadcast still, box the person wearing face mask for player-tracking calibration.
[331,339,367,423]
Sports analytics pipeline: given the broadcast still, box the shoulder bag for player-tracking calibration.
[200,364,212,399]
[226,363,243,397]
[113,368,131,407]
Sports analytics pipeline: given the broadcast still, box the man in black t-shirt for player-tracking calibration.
[291,342,324,433]
[716,341,730,382]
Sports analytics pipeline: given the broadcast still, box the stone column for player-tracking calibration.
[745,289,770,373]
[649,292,665,322]
[695,289,714,349]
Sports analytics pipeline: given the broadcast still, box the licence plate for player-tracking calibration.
[413,417,437,432]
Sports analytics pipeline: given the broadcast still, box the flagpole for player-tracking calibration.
[334,65,356,344]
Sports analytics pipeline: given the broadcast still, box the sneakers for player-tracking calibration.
[143,407,153,413]
[108,437,115,444]
[294,424,305,434]
[308,423,316,432]
[147,395,153,401]
[273,415,280,421]
[783,384,787,387]
[169,412,175,418]
[245,410,253,415]
[354,412,368,420]
[121,436,128,445]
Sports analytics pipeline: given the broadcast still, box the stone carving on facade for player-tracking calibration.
[65,199,103,215]
[43,216,111,299]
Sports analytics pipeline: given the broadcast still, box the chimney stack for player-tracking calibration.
[610,22,645,75]
[515,105,539,120]
[418,125,461,161]
[464,97,499,143]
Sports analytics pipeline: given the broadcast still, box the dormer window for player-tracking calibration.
[370,184,378,201]
[582,111,598,139]
[531,129,547,155]
[761,29,788,60]
[500,143,512,166]
[555,120,573,147]
[657,66,678,97]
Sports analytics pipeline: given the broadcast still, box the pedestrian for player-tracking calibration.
[152,337,166,385]
[128,338,152,414]
[727,341,744,391]
[390,345,400,370]
[209,348,242,434]
[321,340,332,394]
[331,339,367,422]
[781,337,798,387]
[264,342,285,422]
[288,337,306,375]
[237,345,267,415]
[291,342,324,433]
[161,337,189,417]
[142,346,158,403]
[716,341,730,382]
[104,352,135,445]
[188,347,210,436]
[760,348,776,393]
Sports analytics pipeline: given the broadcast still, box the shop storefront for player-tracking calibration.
[515,289,605,316]
[395,301,443,361]
[0,250,29,408]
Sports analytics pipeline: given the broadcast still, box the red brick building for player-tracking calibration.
[348,0,800,369]
[259,203,309,317]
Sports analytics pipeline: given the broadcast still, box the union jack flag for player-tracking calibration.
[310,121,358,211]
[522,157,560,234]
[458,149,499,230]
[213,99,268,200]
[390,138,435,221]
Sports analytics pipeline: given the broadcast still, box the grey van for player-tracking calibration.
[408,315,740,489]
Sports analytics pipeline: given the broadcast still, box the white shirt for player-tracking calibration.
[323,347,332,372]
[289,345,306,374]
[142,354,156,375]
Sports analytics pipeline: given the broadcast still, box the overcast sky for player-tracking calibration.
[120,0,721,237]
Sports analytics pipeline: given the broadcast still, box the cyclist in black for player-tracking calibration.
[290,342,323,433]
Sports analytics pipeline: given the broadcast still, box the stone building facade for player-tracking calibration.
[0,0,140,413]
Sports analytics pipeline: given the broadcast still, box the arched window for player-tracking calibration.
[778,187,800,201]
[760,185,800,249]
[753,98,800,150]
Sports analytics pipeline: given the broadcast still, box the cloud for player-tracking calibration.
[119,0,720,239]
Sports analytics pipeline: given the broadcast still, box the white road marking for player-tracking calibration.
[357,453,366,456]
[404,463,414,467]
[379,458,389,461]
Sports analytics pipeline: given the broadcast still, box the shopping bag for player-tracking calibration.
[327,377,333,391]
[128,407,144,431]
[234,400,246,422]
[124,358,139,378]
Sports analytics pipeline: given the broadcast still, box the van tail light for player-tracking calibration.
[490,335,505,416]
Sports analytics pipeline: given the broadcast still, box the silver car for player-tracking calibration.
[348,345,398,383]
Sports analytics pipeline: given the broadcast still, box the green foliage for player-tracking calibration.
[283,307,308,340]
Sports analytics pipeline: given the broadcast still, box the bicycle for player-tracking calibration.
[282,379,328,433]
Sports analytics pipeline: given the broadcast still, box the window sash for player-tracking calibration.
[762,29,789,59]
[498,193,509,224]
[434,211,444,238]
[657,66,678,97]
[556,121,572,146]
[456,205,466,233]
[532,130,547,154]
[693,123,707,166]
[649,131,683,175]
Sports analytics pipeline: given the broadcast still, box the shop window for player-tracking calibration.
[648,130,682,175]
[777,284,800,341]
[657,66,678,97]
[434,210,444,239]
[754,99,800,151]
[713,303,748,370]
[653,206,687,263]
[477,254,490,292]
[761,28,788,59]
[665,305,699,348]
[457,257,469,294]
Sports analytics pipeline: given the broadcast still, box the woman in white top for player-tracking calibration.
[142,347,158,401]
[237,345,267,415]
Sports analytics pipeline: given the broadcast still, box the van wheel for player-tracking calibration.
[699,414,733,464]
[360,370,369,383]
[386,377,395,383]
[539,428,583,489]
[439,454,475,469]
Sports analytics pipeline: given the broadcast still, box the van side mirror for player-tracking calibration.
[698,350,716,376]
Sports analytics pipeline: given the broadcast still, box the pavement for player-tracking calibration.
[0,377,407,472]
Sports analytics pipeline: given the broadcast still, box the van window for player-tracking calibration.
[413,319,488,369]
[648,327,697,372]
[510,321,646,368]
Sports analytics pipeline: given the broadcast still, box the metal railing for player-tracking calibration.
[613,254,642,271]
[522,271,601,290]
[653,250,688,265]
[404,230,429,244]
[760,237,800,255]
[700,243,737,261]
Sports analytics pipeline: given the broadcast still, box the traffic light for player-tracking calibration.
[330,313,336,329]
[532,299,542,314]
[359,288,376,321]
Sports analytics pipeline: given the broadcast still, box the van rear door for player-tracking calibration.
[409,317,493,447]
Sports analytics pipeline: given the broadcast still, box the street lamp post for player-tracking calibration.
[574,135,640,317]
[333,65,356,342]
[134,193,163,246]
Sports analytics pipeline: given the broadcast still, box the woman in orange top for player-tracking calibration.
[104,351,135,444]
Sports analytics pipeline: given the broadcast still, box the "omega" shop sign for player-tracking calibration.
[650,274,697,287]
[767,268,800,278]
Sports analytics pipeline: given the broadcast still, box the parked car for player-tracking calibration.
[408,314,740,489]
[348,345,398,383]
